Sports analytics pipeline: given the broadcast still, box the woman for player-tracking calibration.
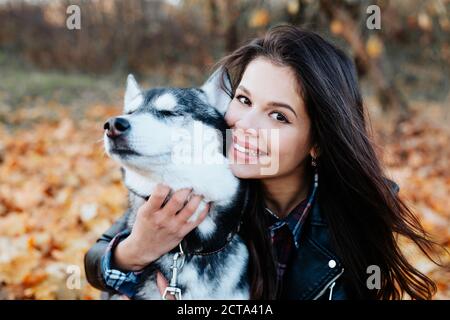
[85,25,438,300]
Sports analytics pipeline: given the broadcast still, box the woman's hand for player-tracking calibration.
[113,183,211,271]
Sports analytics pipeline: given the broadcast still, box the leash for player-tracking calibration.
[162,244,185,300]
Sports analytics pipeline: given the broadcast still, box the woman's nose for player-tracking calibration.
[234,110,260,132]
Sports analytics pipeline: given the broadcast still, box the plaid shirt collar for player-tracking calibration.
[265,170,319,249]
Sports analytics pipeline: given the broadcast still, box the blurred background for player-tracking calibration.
[0,0,448,299]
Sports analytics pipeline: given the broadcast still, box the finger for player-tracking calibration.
[175,194,204,224]
[161,188,192,217]
[146,184,171,211]
[179,202,211,236]
[156,271,175,300]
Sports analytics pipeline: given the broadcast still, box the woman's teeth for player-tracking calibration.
[233,143,267,157]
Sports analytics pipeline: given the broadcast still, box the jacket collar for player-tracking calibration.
[309,195,328,225]
[281,197,345,300]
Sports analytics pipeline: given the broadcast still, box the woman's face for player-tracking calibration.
[224,57,313,179]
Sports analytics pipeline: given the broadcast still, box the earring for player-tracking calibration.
[311,155,317,167]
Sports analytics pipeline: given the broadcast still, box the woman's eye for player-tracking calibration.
[236,95,251,105]
[270,112,289,123]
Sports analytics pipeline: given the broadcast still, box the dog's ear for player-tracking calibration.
[124,74,144,114]
[200,67,232,116]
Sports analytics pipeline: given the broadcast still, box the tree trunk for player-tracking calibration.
[320,0,409,116]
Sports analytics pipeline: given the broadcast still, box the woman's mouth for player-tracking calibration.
[232,142,267,157]
[231,135,269,160]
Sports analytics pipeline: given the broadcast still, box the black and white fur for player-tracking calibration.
[103,69,250,299]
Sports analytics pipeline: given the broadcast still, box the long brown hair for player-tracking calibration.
[215,25,442,299]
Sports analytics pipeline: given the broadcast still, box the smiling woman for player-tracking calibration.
[225,56,311,183]
[213,24,441,300]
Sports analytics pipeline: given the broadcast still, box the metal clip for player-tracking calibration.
[328,281,336,300]
[163,285,182,300]
[162,243,185,300]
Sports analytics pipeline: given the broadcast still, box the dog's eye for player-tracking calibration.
[158,110,180,117]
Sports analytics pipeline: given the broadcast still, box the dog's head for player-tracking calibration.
[103,68,238,201]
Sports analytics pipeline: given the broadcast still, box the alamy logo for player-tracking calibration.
[169,125,280,176]
[66,265,81,290]
[366,265,381,290]
[366,5,381,30]
[66,5,81,30]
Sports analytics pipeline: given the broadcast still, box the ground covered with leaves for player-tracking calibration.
[0,100,448,299]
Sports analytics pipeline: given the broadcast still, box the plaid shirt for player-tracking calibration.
[265,171,319,294]
[101,229,144,298]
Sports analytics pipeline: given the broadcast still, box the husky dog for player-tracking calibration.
[103,69,250,299]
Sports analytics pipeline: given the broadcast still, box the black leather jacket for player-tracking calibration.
[85,181,399,300]
[279,199,348,300]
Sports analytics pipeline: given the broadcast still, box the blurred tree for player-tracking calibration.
[224,0,240,52]
[320,0,410,116]
[208,0,220,38]
[0,0,447,111]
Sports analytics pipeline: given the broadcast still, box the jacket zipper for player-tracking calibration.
[312,268,344,300]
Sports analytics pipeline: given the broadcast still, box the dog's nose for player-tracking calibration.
[104,117,131,138]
